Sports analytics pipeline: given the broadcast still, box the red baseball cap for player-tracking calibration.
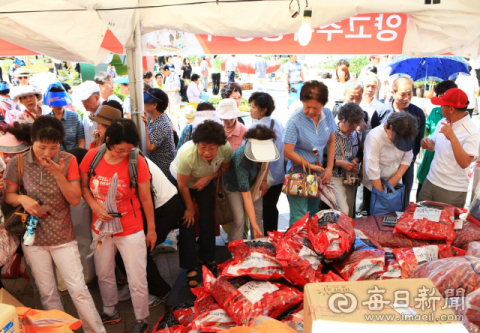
[431,88,469,109]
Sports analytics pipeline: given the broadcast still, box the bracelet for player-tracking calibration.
[396,173,402,179]
[262,180,267,182]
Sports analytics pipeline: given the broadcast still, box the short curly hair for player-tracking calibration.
[300,80,329,106]
[221,82,242,99]
[248,92,275,117]
[192,120,227,146]
[338,102,365,124]
[386,112,419,139]
[244,124,276,141]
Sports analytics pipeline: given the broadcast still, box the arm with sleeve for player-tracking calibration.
[364,134,381,182]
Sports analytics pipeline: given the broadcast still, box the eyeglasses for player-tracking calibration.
[198,146,218,153]
[18,76,29,79]
[112,145,136,154]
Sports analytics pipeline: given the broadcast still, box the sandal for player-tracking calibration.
[186,269,199,289]
[199,259,218,277]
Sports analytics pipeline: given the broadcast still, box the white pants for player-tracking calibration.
[255,77,267,91]
[22,241,105,333]
[332,176,356,218]
[168,103,181,133]
[226,190,263,241]
[93,231,148,320]
[200,75,208,91]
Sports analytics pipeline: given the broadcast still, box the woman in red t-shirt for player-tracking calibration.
[80,119,156,332]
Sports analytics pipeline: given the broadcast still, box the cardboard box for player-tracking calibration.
[0,289,23,333]
[0,288,24,307]
[304,278,467,333]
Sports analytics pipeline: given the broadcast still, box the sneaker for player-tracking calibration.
[118,284,131,302]
[99,308,121,325]
[148,293,168,308]
[132,319,148,333]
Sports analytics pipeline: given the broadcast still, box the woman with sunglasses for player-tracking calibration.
[80,119,156,332]
[331,102,365,218]
[172,120,231,288]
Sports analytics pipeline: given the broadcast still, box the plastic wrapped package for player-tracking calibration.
[452,306,479,333]
[394,201,457,244]
[381,248,402,280]
[466,288,480,326]
[321,271,345,282]
[222,238,285,280]
[190,287,236,332]
[334,229,385,281]
[412,256,480,297]
[393,245,466,279]
[466,242,480,257]
[173,307,194,326]
[152,301,195,333]
[354,216,443,248]
[453,219,480,250]
[275,235,323,287]
[219,316,298,333]
[308,210,356,262]
[280,304,304,333]
[203,267,303,326]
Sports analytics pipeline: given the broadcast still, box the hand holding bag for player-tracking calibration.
[214,173,234,225]
[282,157,319,197]
[370,179,406,216]
[4,154,29,236]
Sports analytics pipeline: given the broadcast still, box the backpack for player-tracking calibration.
[179,77,187,97]
[87,144,156,218]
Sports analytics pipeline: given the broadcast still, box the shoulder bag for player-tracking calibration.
[370,180,406,216]
[282,157,318,197]
[214,173,234,225]
[337,134,362,187]
[5,154,29,236]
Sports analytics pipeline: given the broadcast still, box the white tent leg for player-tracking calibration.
[127,21,146,153]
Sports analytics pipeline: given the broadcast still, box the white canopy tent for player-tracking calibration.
[1,0,479,150]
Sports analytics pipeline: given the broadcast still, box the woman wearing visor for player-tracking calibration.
[363,112,419,215]
[45,83,85,150]
[142,88,176,180]
[224,125,279,240]
[331,102,365,218]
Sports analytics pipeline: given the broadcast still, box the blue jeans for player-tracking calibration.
[227,71,235,83]
[288,195,320,226]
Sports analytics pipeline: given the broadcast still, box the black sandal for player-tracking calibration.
[186,269,199,289]
[199,259,218,277]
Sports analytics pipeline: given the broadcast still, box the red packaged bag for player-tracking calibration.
[222,238,285,280]
[412,256,480,297]
[394,201,456,244]
[275,236,322,287]
[466,288,480,326]
[203,266,303,326]
[173,307,195,326]
[152,301,195,333]
[452,219,480,250]
[191,287,236,332]
[380,248,402,280]
[393,245,466,279]
[321,271,345,282]
[334,229,385,281]
[281,304,304,332]
[308,210,355,262]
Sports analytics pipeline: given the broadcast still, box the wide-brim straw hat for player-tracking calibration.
[217,98,243,120]
[11,85,43,103]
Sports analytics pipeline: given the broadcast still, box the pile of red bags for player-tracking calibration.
[394,202,457,244]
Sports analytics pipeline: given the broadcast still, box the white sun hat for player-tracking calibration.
[11,85,43,103]
[217,98,244,120]
[245,138,280,162]
[71,80,100,101]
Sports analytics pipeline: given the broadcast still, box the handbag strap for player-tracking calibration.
[17,154,25,195]
[337,132,346,161]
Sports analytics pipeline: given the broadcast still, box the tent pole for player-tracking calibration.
[127,21,146,153]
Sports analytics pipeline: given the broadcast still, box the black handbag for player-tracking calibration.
[4,154,29,236]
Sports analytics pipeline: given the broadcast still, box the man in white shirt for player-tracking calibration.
[360,73,386,129]
[71,81,102,148]
[161,65,181,132]
[419,88,480,207]
[254,55,268,91]
[456,66,479,117]
[225,55,238,84]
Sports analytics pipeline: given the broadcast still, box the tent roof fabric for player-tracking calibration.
[0,0,479,64]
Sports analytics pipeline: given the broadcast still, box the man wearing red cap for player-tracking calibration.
[419,88,480,207]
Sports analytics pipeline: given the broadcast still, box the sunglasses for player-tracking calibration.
[18,76,29,79]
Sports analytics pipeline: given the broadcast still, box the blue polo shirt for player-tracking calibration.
[47,110,84,151]
[283,108,336,173]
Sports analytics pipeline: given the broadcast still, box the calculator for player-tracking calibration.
[383,216,398,227]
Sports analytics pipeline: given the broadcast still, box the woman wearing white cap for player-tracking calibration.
[217,98,247,152]
[9,85,43,124]
[223,125,280,240]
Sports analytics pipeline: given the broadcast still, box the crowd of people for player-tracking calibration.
[0,54,479,333]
